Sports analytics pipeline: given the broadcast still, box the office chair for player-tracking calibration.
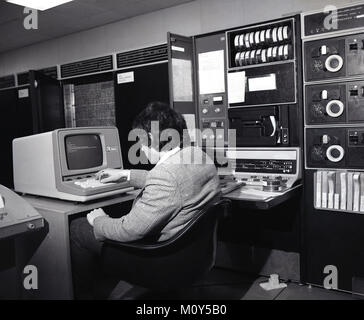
[101,197,231,299]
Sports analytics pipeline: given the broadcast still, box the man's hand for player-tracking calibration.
[87,208,108,227]
[95,168,130,183]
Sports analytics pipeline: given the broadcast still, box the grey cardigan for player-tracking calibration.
[93,147,220,242]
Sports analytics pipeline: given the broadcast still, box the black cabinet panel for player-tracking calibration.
[114,63,170,169]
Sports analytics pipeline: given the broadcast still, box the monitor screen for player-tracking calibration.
[65,134,103,170]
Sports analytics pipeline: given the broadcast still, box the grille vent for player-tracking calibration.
[0,75,15,89]
[61,55,113,78]
[117,44,168,69]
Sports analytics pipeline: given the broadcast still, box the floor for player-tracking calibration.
[108,268,364,300]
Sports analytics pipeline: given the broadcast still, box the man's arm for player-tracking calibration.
[129,170,148,189]
[93,168,181,242]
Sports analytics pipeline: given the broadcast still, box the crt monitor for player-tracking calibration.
[13,127,133,202]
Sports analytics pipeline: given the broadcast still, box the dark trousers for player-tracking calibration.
[70,217,111,299]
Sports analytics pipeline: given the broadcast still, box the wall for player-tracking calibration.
[0,0,356,77]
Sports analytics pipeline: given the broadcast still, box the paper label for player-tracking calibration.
[171,46,185,52]
[117,72,134,84]
[228,71,245,104]
[18,88,29,98]
[198,50,225,95]
[172,58,193,102]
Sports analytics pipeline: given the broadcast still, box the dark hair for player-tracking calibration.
[132,101,188,150]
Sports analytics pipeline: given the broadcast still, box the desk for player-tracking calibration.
[16,190,138,300]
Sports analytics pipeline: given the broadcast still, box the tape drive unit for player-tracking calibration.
[304,33,364,82]
[305,80,364,124]
[306,127,364,168]
[228,105,299,147]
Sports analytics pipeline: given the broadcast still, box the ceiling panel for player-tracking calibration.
[0,0,194,53]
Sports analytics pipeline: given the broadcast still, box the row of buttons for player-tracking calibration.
[202,107,222,115]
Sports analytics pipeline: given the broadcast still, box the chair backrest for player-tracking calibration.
[102,197,230,290]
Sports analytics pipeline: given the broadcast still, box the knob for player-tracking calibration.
[27,223,36,230]
[202,108,208,114]
[215,108,221,113]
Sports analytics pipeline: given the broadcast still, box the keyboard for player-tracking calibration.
[74,178,116,189]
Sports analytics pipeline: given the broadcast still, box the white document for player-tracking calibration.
[198,50,225,95]
[172,58,193,102]
[228,71,246,104]
[315,171,322,209]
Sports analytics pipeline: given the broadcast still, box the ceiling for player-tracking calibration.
[0,0,194,53]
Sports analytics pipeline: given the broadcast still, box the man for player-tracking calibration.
[70,101,221,299]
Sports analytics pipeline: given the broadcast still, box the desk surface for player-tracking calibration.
[22,190,139,215]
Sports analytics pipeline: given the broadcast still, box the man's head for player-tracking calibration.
[132,101,188,163]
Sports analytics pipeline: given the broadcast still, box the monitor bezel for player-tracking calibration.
[57,128,109,178]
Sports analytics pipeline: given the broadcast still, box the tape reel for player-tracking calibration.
[326,145,345,163]
[325,54,344,73]
[326,100,344,118]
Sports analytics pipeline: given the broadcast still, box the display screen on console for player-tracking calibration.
[65,135,103,170]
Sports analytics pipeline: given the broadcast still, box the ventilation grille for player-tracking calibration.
[0,75,15,89]
[117,44,168,69]
[61,55,113,78]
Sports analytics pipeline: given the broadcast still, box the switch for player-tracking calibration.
[321,45,328,55]
[349,42,358,50]
[321,90,328,100]
[322,134,330,144]
[349,133,359,145]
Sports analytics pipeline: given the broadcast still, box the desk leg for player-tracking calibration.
[15,210,74,300]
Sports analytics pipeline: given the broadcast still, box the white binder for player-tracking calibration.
[347,172,354,212]
[322,171,328,209]
[315,171,322,208]
[340,172,347,211]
